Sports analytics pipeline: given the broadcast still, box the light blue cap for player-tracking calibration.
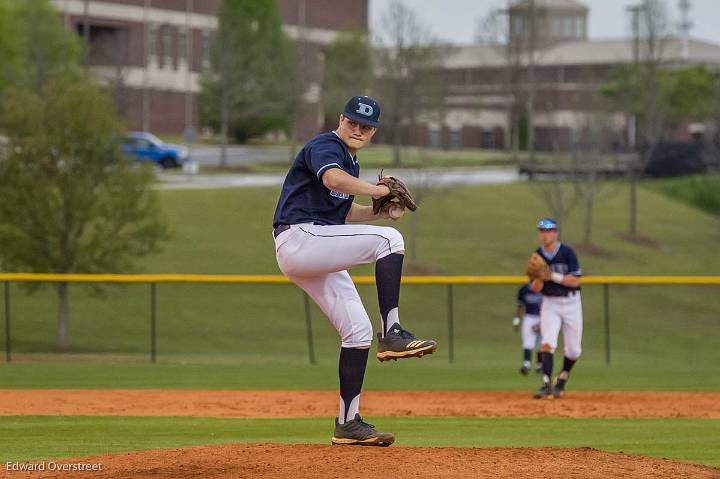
[537,218,558,230]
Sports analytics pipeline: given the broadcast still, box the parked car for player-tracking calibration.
[121,132,189,169]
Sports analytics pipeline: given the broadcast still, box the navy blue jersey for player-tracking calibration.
[536,243,582,297]
[273,132,359,228]
[517,284,543,316]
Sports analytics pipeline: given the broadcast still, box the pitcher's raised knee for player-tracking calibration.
[376,227,404,260]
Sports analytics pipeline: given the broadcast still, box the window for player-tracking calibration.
[148,24,157,61]
[162,26,173,67]
[428,127,441,148]
[202,30,211,70]
[136,138,152,149]
[482,129,495,149]
[513,16,525,37]
[449,129,462,149]
[178,29,187,62]
[575,16,585,37]
[536,18,546,37]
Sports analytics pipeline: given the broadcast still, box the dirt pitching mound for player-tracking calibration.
[5,444,719,479]
[1,390,719,419]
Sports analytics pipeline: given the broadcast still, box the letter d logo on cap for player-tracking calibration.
[356,103,374,117]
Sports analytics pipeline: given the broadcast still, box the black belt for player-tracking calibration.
[545,290,579,297]
[273,224,291,239]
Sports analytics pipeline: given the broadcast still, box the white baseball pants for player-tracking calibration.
[521,314,541,351]
[540,293,583,359]
[274,223,405,348]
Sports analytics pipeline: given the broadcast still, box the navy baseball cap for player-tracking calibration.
[537,218,558,230]
[342,95,381,127]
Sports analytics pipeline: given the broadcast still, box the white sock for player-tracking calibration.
[338,394,360,424]
[384,307,400,335]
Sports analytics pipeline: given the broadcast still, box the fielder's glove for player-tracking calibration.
[373,172,417,215]
[525,252,551,281]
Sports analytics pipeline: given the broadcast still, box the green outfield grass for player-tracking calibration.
[0,357,717,390]
[1,416,718,466]
[0,181,719,391]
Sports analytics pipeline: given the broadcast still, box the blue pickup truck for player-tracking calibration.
[121,132,189,169]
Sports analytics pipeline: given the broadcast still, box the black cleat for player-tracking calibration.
[553,378,567,398]
[519,365,530,375]
[376,323,437,362]
[533,383,553,399]
[331,414,395,446]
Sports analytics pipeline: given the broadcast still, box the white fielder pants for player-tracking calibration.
[540,293,583,359]
[274,223,405,348]
[521,314,541,351]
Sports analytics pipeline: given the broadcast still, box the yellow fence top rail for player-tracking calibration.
[0,273,718,285]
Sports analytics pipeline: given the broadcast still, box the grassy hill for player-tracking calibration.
[1,180,718,390]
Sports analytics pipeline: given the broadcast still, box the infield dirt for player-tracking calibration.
[1,390,719,419]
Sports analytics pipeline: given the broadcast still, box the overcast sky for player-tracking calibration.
[369,0,720,45]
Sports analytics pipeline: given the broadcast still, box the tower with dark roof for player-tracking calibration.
[509,0,589,47]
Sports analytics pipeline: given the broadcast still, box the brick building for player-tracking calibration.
[52,0,368,140]
[428,0,720,151]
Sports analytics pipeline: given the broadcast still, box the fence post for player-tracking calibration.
[303,293,316,365]
[150,283,157,364]
[4,282,10,363]
[603,283,610,366]
[447,284,454,363]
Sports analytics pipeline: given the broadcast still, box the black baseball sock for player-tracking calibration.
[523,349,532,362]
[559,356,577,381]
[376,253,404,336]
[338,347,369,424]
[536,351,543,365]
[541,352,554,385]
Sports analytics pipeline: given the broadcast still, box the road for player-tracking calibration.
[155,168,519,190]
[190,145,289,167]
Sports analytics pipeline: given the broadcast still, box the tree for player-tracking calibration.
[662,66,720,124]
[373,0,450,166]
[475,6,508,45]
[0,0,83,94]
[199,0,296,165]
[505,0,547,177]
[0,1,24,92]
[601,0,672,236]
[0,78,169,351]
[571,114,621,248]
[603,64,720,235]
[321,32,373,128]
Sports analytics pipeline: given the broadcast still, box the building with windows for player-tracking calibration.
[422,0,720,151]
[52,0,367,140]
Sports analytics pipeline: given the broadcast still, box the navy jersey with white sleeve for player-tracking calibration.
[273,131,359,228]
[536,244,581,297]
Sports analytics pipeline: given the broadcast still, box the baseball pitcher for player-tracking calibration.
[525,218,583,399]
[272,96,437,446]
